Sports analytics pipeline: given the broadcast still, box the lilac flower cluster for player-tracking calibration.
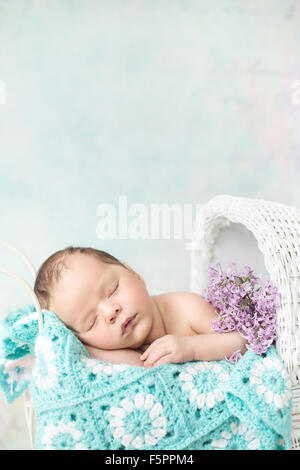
[202,261,282,363]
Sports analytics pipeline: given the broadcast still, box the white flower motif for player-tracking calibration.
[179,362,229,409]
[32,336,58,390]
[109,393,167,449]
[42,419,87,450]
[82,357,127,375]
[230,421,261,450]
[211,430,232,449]
[249,356,292,409]
[211,421,261,450]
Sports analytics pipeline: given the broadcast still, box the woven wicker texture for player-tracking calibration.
[189,194,300,450]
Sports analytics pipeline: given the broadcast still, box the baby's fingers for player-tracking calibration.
[152,355,173,367]
[140,342,159,361]
[140,349,149,361]
[143,347,167,367]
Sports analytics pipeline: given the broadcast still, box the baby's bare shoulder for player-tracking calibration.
[155,291,220,335]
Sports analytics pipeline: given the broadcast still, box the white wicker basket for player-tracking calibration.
[189,194,300,450]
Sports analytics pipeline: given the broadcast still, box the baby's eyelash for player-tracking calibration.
[87,317,96,331]
[110,281,119,296]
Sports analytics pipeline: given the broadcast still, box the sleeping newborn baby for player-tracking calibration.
[33,246,247,367]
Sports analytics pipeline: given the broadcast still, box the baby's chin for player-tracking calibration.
[134,314,153,348]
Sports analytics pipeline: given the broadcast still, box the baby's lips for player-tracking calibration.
[121,313,137,334]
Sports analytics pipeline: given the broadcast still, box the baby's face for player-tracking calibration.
[49,253,154,350]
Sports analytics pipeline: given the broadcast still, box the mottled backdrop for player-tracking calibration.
[0,0,299,449]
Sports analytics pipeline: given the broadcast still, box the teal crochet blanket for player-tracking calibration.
[0,305,292,450]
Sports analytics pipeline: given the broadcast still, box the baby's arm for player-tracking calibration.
[166,292,248,361]
[84,344,145,367]
[189,331,247,362]
[140,332,247,366]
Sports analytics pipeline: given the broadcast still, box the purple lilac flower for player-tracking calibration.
[202,261,281,363]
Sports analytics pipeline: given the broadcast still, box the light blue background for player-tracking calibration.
[0,0,299,449]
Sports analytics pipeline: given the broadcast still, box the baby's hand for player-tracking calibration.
[140,334,194,367]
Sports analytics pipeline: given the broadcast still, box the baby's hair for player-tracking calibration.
[33,246,126,310]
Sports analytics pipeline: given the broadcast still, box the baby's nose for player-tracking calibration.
[106,304,122,323]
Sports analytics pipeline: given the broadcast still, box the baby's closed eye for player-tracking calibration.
[108,281,119,297]
[87,317,97,331]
